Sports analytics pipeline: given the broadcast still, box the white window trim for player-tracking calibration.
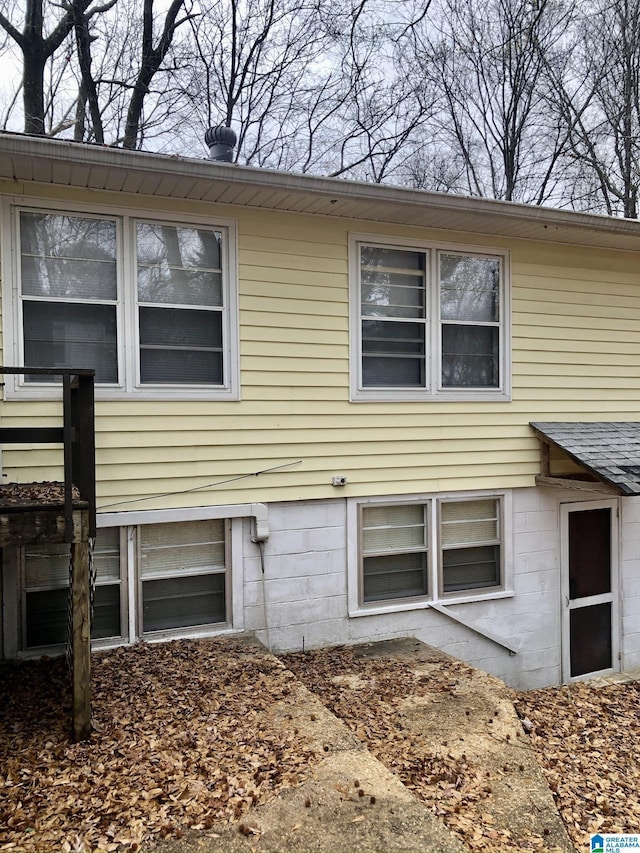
[135,517,231,639]
[347,490,513,617]
[1,506,246,658]
[98,505,246,642]
[1,196,240,401]
[348,232,511,402]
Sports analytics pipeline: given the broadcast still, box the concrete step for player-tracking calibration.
[173,637,573,853]
[338,639,573,852]
[179,646,465,852]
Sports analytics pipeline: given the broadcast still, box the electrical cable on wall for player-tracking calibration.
[96,460,303,513]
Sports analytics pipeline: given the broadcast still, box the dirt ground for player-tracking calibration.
[1,636,639,852]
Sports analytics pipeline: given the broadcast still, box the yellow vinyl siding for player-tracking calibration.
[3,188,640,508]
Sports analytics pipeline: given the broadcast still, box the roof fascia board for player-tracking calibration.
[2,132,640,246]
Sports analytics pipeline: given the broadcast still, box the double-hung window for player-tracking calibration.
[8,204,238,398]
[361,503,429,602]
[439,498,501,595]
[15,517,231,653]
[23,528,123,650]
[136,222,226,385]
[139,519,228,635]
[354,494,506,610]
[351,235,509,401]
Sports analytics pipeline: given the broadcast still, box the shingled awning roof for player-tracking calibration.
[530,422,640,495]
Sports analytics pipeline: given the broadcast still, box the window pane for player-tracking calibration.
[92,585,122,639]
[26,587,67,647]
[442,545,500,592]
[442,499,497,523]
[26,585,120,647]
[441,325,499,388]
[440,254,500,323]
[441,499,499,546]
[362,274,425,319]
[26,543,69,589]
[361,246,426,320]
[140,520,225,577]
[139,306,223,384]
[93,528,121,583]
[26,530,120,586]
[363,553,428,601]
[21,211,117,300]
[362,246,426,271]
[137,223,223,306]
[362,320,425,387]
[23,301,118,382]
[142,573,226,632]
[363,504,426,552]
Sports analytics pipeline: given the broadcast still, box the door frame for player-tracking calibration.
[560,498,620,682]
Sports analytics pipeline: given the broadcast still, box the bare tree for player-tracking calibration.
[0,0,194,148]
[407,0,573,203]
[317,0,437,183]
[122,0,193,148]
[72,0,117,143]
[551,0,640,217]
[182,0,344,164]
[0,0,110,135]
[180,0,439,180]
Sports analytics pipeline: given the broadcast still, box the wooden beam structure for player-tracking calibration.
[0,367,96,742]
[71,540,91,741]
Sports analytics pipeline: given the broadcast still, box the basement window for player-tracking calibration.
[139,519,229,636]
[22,528,123,650]
[440,498,502,595]
[351,492,509,614]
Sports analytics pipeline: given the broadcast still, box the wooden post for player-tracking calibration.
[541,441,550,477]
[71,539,91,741]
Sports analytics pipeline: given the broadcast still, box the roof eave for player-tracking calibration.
[2,132,640,250]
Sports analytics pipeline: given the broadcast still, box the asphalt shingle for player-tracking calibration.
[530,422,640,495]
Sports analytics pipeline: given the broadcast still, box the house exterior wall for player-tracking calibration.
[242,488,640,690]
[2,175,640,688]
[1,181,640,509]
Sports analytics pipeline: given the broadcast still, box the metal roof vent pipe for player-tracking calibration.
[205,125,237,162]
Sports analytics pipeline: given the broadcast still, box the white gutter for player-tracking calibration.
[98,502,269,540]
[3,132,640,248]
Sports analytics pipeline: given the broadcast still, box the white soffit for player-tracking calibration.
[2,132,640,251]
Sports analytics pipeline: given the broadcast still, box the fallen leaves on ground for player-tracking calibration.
[0,639,317,852]
[283,646,640,852]
[515,680,640,851]
[3,639,639,853]
[283,646,528,851]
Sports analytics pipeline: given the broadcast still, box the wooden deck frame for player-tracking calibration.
[0,367,96,742]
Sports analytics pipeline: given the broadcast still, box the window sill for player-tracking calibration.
[436,589,514,606]
[349,589,513,618]
[142,624,237,643]
[17,635,125,658]
[350,388,511,403]
[4,385,240,403]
